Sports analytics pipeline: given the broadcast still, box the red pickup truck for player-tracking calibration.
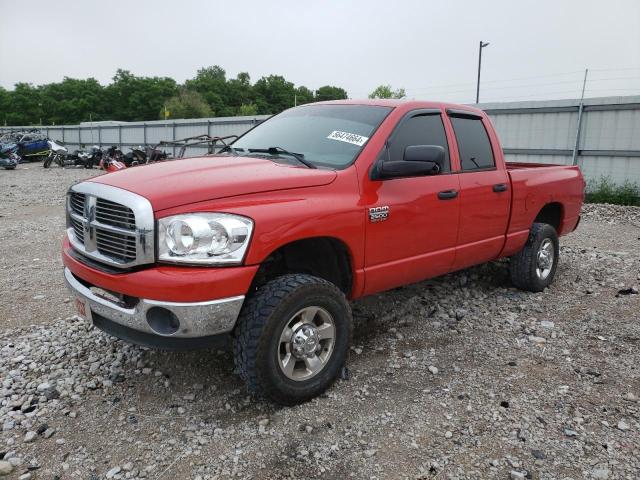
[63,100,584,404]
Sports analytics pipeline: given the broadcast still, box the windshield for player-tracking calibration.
[231,104,392,169]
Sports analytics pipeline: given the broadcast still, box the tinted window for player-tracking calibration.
[389,114,450,171]
[232,105,391,169]
[450,116,495,171]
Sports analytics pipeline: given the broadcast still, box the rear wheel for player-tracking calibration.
[233,274,352,405]
[509,222,559,292]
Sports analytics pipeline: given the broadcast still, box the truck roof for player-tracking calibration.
[312,98,485,115]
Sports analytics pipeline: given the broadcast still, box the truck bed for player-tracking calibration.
[504,162,584,255]
[506,161,572,170]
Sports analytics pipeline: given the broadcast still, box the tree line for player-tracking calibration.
[0,65,406,126]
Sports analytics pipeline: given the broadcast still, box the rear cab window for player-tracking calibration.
[449,114,495,171]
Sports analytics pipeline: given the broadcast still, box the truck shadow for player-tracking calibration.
[118,261,515,418]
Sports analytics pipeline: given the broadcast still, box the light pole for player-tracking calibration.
[476,41,490,104]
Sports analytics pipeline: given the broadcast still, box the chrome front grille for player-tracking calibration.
[70,216,85,243]
[66,183,154,268]
[70,192,85,216]
[96,198,136,229]
[96,229,137,262]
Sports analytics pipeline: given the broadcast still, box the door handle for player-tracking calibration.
[493,183,508,192]
[437,190,458,200]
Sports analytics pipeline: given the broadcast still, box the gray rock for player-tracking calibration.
[0,461,13,476]
[617,419,630,431]
[592,467,610,479]
[23,431,37,443]
[106,466,121,479]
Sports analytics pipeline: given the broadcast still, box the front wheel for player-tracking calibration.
[509,222,559,292]
[233,274,352,405]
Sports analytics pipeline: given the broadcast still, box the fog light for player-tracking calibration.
[146,307,180,335]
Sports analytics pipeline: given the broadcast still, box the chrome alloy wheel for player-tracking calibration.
[536,238,554,280]
[278,306,336,381]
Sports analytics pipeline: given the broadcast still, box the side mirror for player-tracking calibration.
[403,145,445,170]
[379,160,439,179]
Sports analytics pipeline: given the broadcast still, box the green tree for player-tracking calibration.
[226,72,254,114]
[39,77,106,124]
[0,87,11,125]
[294,86,315,105]
[368,84,406,99]
[6,83,43,125]
[253,75,296,114]
[238,103,258,116]
[185,65,235,117]
[161,90,213,119]
[105,69,178,121]
[316,85,348,102]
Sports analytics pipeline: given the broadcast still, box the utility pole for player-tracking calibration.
[572,69,589,165]
[476,41,490,104]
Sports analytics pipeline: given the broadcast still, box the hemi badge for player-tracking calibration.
[369,206,389,223]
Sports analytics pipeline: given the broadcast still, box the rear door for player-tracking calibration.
[446,110,510,270]
[363,110,461,295]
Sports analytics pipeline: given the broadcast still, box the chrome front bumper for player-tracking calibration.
[64,268,245,339]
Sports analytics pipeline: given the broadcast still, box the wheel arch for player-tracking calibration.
[249,236,354,297]
[533,202,564,232]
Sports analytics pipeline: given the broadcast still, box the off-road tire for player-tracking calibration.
[43,156,53,168]
[233,274,352,405]
[510,222,559,292]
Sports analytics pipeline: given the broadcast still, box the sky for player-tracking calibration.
[1,0,639,104]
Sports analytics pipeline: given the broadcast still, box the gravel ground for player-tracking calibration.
[1,165,640,479]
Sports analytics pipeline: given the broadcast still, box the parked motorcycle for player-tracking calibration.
[123,145,147,167]
[55,145,102,168]
[100,146,127,172]
[43,139,69,168]
[0,142,19,170]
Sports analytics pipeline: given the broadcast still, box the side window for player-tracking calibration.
[449,116,495,171]
[389,114,450,172]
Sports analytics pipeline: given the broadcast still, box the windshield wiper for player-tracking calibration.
[248,146,316,169]
[218,145,244,156]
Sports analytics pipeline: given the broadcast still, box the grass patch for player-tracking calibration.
[585,176,640,206]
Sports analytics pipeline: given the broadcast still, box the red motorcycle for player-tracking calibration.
[100,146,127,173]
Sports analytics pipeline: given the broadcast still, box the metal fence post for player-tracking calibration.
[571,69,588,166]
[172,121,176,157]
[118,125,122,150]
[98,125,102,147]
[143,123,147,146]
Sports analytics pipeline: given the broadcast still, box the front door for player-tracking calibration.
[363,111,461,295]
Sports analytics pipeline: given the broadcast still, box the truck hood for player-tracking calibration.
[89,156,337,211]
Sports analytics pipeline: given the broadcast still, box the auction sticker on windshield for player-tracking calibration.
[327,131,369,146]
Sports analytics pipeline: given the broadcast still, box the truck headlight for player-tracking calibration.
[158,213,253,265]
